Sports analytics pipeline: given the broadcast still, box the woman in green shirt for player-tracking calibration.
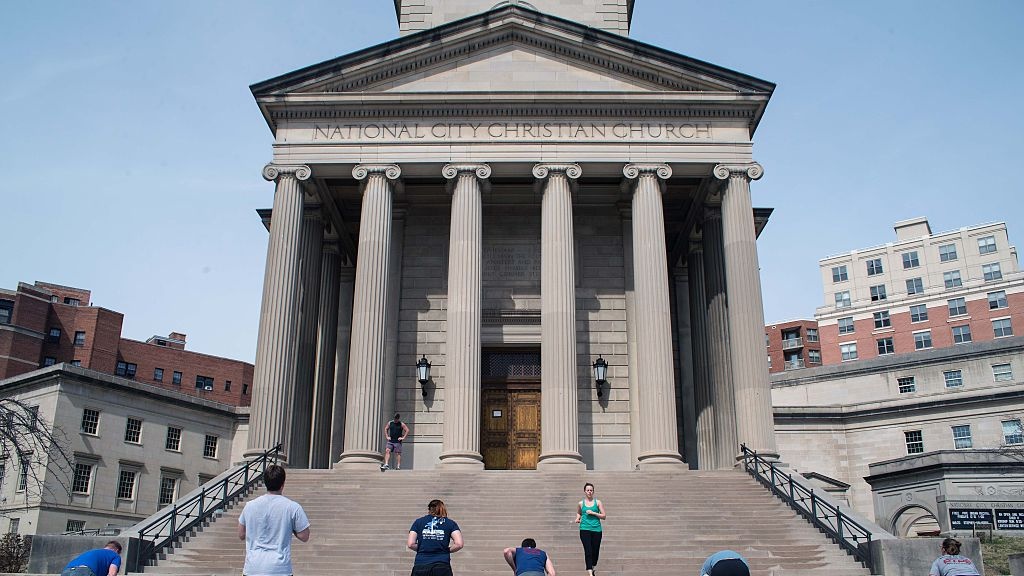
[573,482,606,576]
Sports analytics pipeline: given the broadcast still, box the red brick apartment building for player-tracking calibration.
[0,281,252,406]
[765,319,822,373]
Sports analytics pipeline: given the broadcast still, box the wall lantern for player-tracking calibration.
[416,355,432,397]
[592,356,608,398]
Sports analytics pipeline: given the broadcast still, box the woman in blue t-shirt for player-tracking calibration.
[408,499,464,576]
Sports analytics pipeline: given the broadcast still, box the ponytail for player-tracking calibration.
[428,499,448,518]
[942,537,962,556]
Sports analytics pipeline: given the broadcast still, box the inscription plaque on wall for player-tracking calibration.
[949,509,994,530]
[483,245,540,284]
[996,510,1024,530]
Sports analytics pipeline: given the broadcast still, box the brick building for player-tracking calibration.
[765,319,821,373]
[0,281,252,406]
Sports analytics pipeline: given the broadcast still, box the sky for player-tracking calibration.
[2,1,1022,362]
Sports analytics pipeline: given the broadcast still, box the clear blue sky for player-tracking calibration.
[2,1,1022,362]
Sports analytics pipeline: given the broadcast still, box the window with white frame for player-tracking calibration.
[939,243,958,262]
[902,251,920,269]
[866,258,884,276]
[914,331,933,350]
[993,318,1014,338]
[906,277,924,295]
[17,456,29,492]
[983,263,1003,281]
[81,408,99,435]
[203,435,218,459]
[124,418,142,444]
[838,317,855,334]
[66,519,86,533]
[947,297,968,317]
[8,518,19,534]
[153,367,164,382]
[832,265,848,283]
[877,337,895,355]
[904,430,924,454]
[988,290,1008,310]
[808,350,821,364]
[165,426,182,451]
[116,469,137,500]
[1002,420,1023,445]
[159,476,178,507]
[993,363,1013,382]
[951,425,973,449]
[943,270,962,289]
[840,343,858,361]
[952,325,972,344]
[870,284,887,301]
[943,370,963,388]
[873,310,891,329]
[806,328,819,342]
[835,291,851,308]
[910,304,929,323]
[978,235,997,254]
[0,462,5,488]
[71,462,93,494]
[897,376,916,393]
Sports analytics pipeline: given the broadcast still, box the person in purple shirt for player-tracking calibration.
[61,541,122,576]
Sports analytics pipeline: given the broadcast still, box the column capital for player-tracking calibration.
[713,162,764,181]
[623,163,672,180]
[442,163,492,180]
[532,163,582,180]
[352,164,401,181]
[262,164,311,182]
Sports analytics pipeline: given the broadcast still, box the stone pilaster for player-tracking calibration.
[703,202,738,469]
[289,207,324,469]
[714,163,778,460]
[309,243,340,469]
[534,163,585,470]
[673,265,697,468]
[337,164,401,469]
[623,163,685,469]
[686,237,715,470]
[382,207,406,426]
[329,266,356,466]
[246,164,311,461]
[620,207,642,468]
[438,164,490,469]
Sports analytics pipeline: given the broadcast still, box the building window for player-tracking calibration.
[993,363,1014,382]
[906,277,924,295]
[71,360,81,367]
[242,383,249,395]
[978,235,997,254]
[116,469,137,500]
[994,318,1014,338]
[154,368,164,382]
[159,476,178,507]
[47,328,61,343]
[943,270,962,289]
[952,425,973,449]
[43,357,57,367]
[943,370,963,388]
[0,300,13,325]
[914,331,933,350]
[64,297,81,306]
[124,417,142,444]
[71,462,93,494]
[905,430,924,454]
[808,350,821,364]
[877,337,895,355]
[838,317,855,334]
[873,310,891,329]
[73,331,86,347]
[805,329,819,343]
[66,519,86,533]
[834,291,851,308]
[1002,420,1023,445]
[870,284,887,301]
[866,258,884,276]
[910,304,929,323]
[172,371,182,386]
[947,297,968,317]
[165,426,182,451]
[840,343,858,362]
[225,380,231,392]
[832,265,848,282]
[17,457,30,492]
[81,408,100,435]
[952,324,973,345]
[115,362,137,379]
[203,435,219,459]
[983,263,1003,282]
[939,243,958,262]
[196,375,214,390]
[988,290,1008,310]
[897,376,916,393]
[902,251,920,269]
[8,519,19,534]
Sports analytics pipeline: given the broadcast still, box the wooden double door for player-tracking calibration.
[481,383,541,470]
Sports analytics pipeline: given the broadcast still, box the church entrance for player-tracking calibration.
[481,349,541,470]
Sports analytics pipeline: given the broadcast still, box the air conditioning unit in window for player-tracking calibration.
[204,385,213,391]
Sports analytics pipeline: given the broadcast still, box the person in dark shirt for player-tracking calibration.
[408,499,463,576]
[381,413,410,470]
[61,541,122,576]
[503,538,556,576]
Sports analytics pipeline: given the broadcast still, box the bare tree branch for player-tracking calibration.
[0,397,74,512]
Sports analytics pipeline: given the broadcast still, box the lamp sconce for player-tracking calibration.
[592,356,608,398]
[416,355,432,397]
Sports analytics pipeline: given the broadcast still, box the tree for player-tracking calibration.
[0,397,74,510]
[0,532,29,572]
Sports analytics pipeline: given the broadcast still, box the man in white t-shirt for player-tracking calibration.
[238,465,311,576]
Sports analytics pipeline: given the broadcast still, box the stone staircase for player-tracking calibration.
[141,469,871,576]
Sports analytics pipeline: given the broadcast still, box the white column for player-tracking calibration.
[715,163,778,460]
[623,163,685,470]
[703,203,738,469]
[338,164,401,469]
[673,265,697,468]
[329,266,355,466]
[686,237,716,470]
[309,243,340,469]
[246,164,310,461]
[289,207,324,469]
[534,163,586,470]
[438,164,489,469]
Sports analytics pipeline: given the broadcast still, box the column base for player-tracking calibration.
[335,450,383,470]
[537,452,586,471]
[637,452,686,471]
[438,451,484,470]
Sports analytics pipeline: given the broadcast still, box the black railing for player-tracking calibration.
[133,443,281,569]
[740,444,875,572]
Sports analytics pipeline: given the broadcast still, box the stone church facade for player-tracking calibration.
[245,1,778,472]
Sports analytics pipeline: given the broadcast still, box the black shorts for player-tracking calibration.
[411,562,453,576]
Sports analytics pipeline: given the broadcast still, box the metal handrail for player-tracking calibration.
[781,337,803,350]
[740,444,875,573]
[133,443,281,568]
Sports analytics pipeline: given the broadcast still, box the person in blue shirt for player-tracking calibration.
[700,550,750,576]
[61,541,122,576]
[407,499,464,576]
[503,538,556,576]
